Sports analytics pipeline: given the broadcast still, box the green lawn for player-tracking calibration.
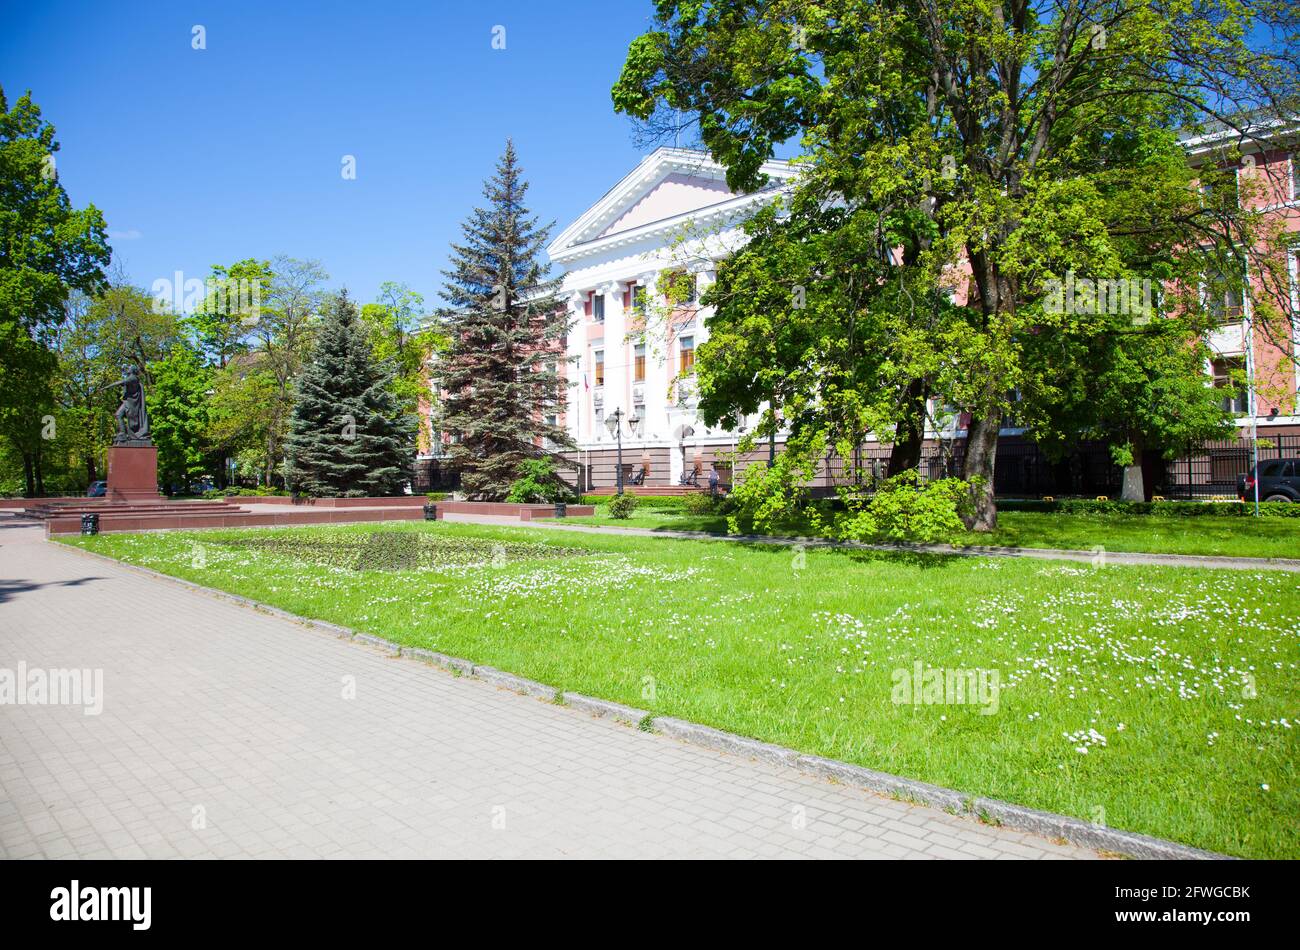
[63,520,1298,857]
[558,506,1300,559]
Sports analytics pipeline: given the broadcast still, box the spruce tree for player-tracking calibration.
[284,290,414,496]
[438,141,573,500]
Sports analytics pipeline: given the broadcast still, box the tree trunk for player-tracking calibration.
[34,442,46,497]
[961,410,1001,531]
[1119,465,1143,501]
[887,378,928,476]
[1119,431,1145,502]
[85,454,98,485]
[22,451,35,498]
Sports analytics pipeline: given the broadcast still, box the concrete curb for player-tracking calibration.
[51,536,1233,860]
[561,693,650,726]
[400,646,474,676]
[653,716,799,768]
[475,665,559,702]
[793,753,969,815]
[353,633,401,655]
[969,798,1228,860]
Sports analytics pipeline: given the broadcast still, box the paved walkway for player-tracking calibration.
[0,517,1093,859]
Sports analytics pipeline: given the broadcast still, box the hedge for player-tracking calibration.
[997,498,1300,518]
[206,486,290,499]
[579,493,703,510]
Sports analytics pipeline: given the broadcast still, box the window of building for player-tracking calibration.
[1198,168,1238,207]
[1003,389,1024,428]
[1205,264,1245,321]
[594,350,604,387]
[662,269,697,305]
[632,284,647,315]
[594,408,605,432]
[678,335,695,376]
[634,343,646,382]
[1212,357,1249,415]
[592,292,605,322]
[1291,154,1299,201]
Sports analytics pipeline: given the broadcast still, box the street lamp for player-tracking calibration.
[606,408,628,495]
[606,407,643,494]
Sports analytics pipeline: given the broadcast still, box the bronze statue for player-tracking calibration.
[103,365,151,445]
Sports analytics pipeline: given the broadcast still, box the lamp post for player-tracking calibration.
[606,408,640,495]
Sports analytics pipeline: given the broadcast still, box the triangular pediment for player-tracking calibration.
[598,172,736,239]
[547,147,796,265]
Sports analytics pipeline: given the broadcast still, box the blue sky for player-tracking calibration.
[0,1,670,310]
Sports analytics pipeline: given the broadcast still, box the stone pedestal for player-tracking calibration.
[106,445,160,502]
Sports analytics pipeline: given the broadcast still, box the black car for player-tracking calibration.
[1237,459,1300,502]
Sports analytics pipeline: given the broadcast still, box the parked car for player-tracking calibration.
[86,481,107,497]
[1237,459,1300,502]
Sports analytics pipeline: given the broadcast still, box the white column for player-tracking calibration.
[565,290,588,444]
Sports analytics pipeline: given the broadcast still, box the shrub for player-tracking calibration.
[206,486,290,499]
[506,457,572,504]
[425,492,449,502]
[606,492,640,519]
[725,446,821,535]
[580,493,687,510]
[681,491,719,515]
[835,474,971,543]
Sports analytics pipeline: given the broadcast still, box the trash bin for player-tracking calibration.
[81,513,99,536]
[554,502,567,518]
[423,504,438,521]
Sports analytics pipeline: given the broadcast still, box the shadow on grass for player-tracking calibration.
[711,536,965,571]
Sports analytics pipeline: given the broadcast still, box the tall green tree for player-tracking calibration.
[1023,316,1235,500]
[361,281,442,454]
[256,256,328,484]
[283,291,414,496]
[0,85,111,495]
[148,340,212,493]
[614,0,1299,529]
[192,257,271,369]
[437,141,573,500]
[206,361,277,486]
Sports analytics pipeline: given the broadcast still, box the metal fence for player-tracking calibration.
[1164,434,1300,499]
[421,434,1293,500]
[824,434,1294,499]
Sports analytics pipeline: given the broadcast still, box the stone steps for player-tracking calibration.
[22,501,236,520]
